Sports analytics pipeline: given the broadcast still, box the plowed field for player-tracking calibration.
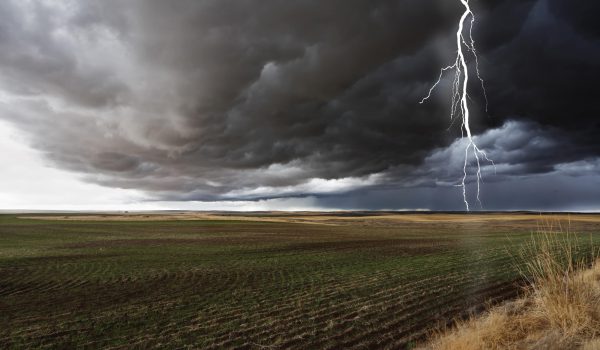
[1,213,599,349]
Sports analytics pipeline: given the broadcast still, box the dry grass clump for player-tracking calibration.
[421,225,600,350]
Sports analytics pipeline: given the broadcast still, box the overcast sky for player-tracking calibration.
[0,0,599,211]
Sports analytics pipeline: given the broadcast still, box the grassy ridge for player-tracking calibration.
[0,214,599,349]
[422,229,600,350]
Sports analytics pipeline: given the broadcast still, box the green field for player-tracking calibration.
[1,213,599,349]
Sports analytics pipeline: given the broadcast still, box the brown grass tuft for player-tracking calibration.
[421,224,600,350]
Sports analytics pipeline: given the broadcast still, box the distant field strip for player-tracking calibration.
[1,214,599,349]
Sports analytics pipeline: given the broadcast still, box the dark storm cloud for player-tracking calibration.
[479,0,600,133]
[0,0,598,208]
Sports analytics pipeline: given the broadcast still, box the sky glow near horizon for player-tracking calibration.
[0,120,329,211]
[0,120,147,210]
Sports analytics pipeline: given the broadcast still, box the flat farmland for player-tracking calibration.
[1,213,599,349]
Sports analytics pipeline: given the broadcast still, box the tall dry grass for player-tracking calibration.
[421,223,600,350]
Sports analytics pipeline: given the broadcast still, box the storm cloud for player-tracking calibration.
[0,0,598,209]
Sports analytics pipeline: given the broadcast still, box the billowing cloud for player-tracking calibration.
[0,0,598,209]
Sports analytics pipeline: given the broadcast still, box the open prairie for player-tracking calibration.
[1,213,599,349]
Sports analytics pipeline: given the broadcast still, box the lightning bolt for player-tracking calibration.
[420,0,493,211]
